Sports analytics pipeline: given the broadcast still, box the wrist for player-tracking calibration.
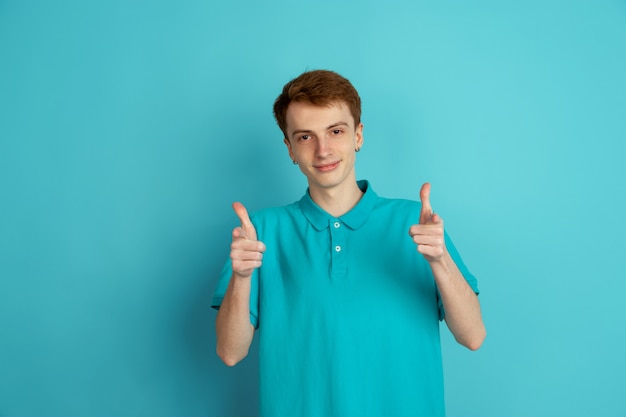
[427,249,451,273]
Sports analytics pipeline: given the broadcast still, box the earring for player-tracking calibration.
[293,160,298,165]
[355,147,361,152]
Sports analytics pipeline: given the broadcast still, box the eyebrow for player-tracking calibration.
[290,122,350,139]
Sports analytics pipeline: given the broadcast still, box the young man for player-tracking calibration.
[212,70,485,417]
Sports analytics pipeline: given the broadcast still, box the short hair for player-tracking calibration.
[273,70,362,139]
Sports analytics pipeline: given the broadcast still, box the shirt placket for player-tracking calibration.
[329,219,347,278]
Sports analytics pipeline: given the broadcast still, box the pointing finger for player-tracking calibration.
[419,182,433,224]
[232,202,257,241]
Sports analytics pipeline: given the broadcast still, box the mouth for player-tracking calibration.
[314,161,340,172]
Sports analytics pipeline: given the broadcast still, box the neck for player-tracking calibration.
[308,180,363,218]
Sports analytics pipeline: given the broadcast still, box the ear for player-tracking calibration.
[355,123,364,149]
[283,137,295,161]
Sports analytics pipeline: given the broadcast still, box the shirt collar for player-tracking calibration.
[298,180,377,231]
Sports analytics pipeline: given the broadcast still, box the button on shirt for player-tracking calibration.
[212,180,479,417]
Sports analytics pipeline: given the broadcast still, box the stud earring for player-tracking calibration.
[293,160,298,165]
[355,147,361,152]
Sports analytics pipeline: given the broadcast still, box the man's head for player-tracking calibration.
[273,70,361,139]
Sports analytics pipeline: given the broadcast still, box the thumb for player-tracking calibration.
[419,182,433,224]
[232,202,257,241]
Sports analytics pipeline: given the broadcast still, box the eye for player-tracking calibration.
[331,129,343,135]
[299,134,311,141]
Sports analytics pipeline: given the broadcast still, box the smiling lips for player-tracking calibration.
[314,161,341,172]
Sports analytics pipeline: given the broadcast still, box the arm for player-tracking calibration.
[215,202,265,366]
[216,274,255,366]
[409,183,486,350]
[429,251,485,350]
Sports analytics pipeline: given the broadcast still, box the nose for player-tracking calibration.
[315,136,331,158]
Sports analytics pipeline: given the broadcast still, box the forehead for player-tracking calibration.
[285,101,354,132]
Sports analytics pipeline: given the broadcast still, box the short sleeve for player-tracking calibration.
[436,230,479,320]
[211,258,260,329]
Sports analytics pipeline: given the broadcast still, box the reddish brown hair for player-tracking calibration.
[273,70,362,139]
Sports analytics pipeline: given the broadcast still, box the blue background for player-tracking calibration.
[1,1,625,416]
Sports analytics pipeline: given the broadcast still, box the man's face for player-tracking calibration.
[284,101,363,194]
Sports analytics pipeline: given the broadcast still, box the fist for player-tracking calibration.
[230,202,266,278]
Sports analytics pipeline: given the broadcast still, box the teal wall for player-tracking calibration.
[1,1,625,416]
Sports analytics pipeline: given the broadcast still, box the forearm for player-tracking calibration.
[215,274,255,366]
[430,251,486,350]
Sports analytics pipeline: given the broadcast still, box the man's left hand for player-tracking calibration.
[408,182,446,263]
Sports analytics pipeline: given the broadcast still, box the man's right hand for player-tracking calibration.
[231,202,266,278]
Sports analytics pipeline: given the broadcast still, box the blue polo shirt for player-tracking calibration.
[212,180,479,417]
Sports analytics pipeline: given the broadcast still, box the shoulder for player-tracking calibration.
[361,181,422,215]
[361,182,423,225]
[249,201,301,225]
[248,201,304,243]
[367,195,424,230]
[374,195,422,215]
